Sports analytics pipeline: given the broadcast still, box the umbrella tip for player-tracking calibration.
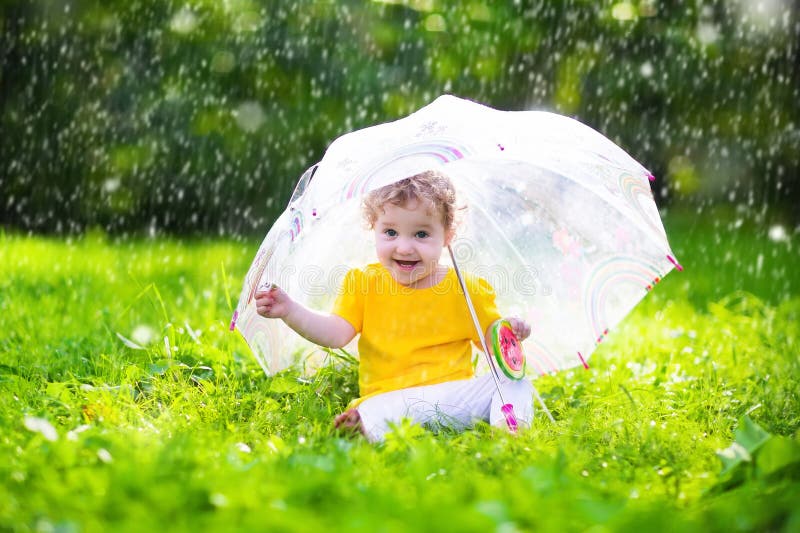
[229,310,238,331]
[577,351,590,369]
[667,254,684,272]
[500,404,519,433]
[647,173,656,182]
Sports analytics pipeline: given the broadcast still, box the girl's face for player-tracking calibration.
[373,199,453,288]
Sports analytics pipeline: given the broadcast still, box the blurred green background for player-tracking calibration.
[1,0,798,235]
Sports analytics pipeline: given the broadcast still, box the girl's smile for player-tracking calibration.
[395,260,419,270]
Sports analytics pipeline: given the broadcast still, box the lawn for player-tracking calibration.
[1,211,799,532]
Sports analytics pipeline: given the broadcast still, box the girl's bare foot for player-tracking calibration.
[333,409,366,437]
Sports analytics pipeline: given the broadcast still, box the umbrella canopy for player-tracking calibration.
[231,95,680,377]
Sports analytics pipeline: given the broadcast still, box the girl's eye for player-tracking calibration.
[385,229,397,237]
[415,231,429,238]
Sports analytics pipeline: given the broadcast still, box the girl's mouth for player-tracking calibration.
[395,259,419,271]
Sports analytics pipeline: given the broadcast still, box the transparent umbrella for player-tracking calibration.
[231,94,681,409]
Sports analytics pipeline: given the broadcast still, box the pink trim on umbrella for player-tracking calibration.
[577,351,590,369]
[667,254,684,271]
[229,310,238,331]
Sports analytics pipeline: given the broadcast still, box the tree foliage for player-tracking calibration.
[1,0,797,235]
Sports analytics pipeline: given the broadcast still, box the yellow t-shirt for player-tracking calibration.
[332,263,501,404]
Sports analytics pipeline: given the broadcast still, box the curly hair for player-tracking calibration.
[362,170,460,233]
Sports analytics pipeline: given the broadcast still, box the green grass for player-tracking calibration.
[1,214,799,532]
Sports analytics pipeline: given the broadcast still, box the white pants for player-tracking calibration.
[356,373,534,442]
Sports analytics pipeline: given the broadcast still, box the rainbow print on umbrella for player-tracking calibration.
[289,210,304,241]
[618,172,666,240]
[342,140,472,201]
[244,242,276,306]
[242,227,293,307]
[584,255,663,342]
[523,338,564,376]
[233,310,281,374]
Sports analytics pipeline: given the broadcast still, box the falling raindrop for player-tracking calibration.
[169,8,198,35]
[234,101,266,133]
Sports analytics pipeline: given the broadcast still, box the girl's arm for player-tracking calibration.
[254,287,356,348]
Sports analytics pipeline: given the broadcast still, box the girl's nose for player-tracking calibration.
[395,238,414,255]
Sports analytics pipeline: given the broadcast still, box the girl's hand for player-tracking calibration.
[254,285,294,319]
[254,285,355,348]
[506,316,531,341]
[334,409,366,437]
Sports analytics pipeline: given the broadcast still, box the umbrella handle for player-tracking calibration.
[501,404,518,433]
[448,245,521,434]
[446,246,507,394]
[447,245,556,428]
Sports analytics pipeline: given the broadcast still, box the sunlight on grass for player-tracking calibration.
[1,219,798,531]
